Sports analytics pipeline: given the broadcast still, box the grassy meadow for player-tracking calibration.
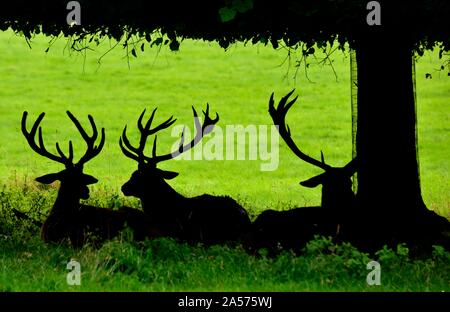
[0,30,449,291]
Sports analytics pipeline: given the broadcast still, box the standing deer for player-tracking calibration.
[119,105,251,244]
[22,111,156,247]
[248,90,358,254]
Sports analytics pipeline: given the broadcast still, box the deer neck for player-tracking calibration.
[141,180,185,209]
[321,188,355,210]
[50,184,81,215]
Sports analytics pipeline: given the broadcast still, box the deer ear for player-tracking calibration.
[35,173,60,184]
[162,170,179,180]
[83,174,98,185]
[300,173,325,188]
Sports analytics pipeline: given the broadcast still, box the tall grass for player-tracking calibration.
[1,185,449,291]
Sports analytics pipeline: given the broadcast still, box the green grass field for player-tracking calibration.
[0,31,448,214]
[0,30,449,291]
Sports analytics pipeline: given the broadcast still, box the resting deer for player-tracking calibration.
[248,90,358,254]
[22,111,156,247]
[119,105,251,244]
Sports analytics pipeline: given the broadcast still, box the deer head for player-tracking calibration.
[21,111,105,202]
[119,105,219,201]
[269,90,357,209]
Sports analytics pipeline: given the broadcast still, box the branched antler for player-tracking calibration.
[119,108,176,164]
[67,111,105,167]
[269,90,331,171]
[22,111,74,166]
[22,111,105,168]
[120,104,219,166]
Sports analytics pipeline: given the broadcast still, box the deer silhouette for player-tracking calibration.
[22,111,156,247]
[248,90,358,254]
[119,105,251,244]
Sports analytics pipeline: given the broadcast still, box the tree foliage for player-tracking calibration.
[0,0,449,56]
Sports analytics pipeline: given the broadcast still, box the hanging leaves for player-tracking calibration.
[151,37,163,47]
[169,40,180,51]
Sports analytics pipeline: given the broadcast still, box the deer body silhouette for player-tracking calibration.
[120,105,251,244]
[249,91,358,254]
[22,111,155,247]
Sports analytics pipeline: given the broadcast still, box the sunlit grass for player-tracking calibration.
[0,31,447,216]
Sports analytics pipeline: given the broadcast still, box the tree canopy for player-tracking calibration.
[1,0,449,55]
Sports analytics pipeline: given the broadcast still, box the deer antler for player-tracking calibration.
[21,111,74,167]
[22,111,105,168]
[119,108,177,164]
[66,111,105,167]
[151,103,219,164]
[269,90,331,171]
[119,104,219,166]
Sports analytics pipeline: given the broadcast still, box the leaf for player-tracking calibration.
[219,7,237,22]
[151,37,163,47]
[169,40,180,51]
[233,0,253,13]
[271,38,279,49]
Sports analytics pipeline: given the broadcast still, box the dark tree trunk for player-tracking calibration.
[351,33,449,250]
[356,35,421,212]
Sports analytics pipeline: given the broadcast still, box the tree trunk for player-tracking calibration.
[356,35,421,211]
[352,33,449,250]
